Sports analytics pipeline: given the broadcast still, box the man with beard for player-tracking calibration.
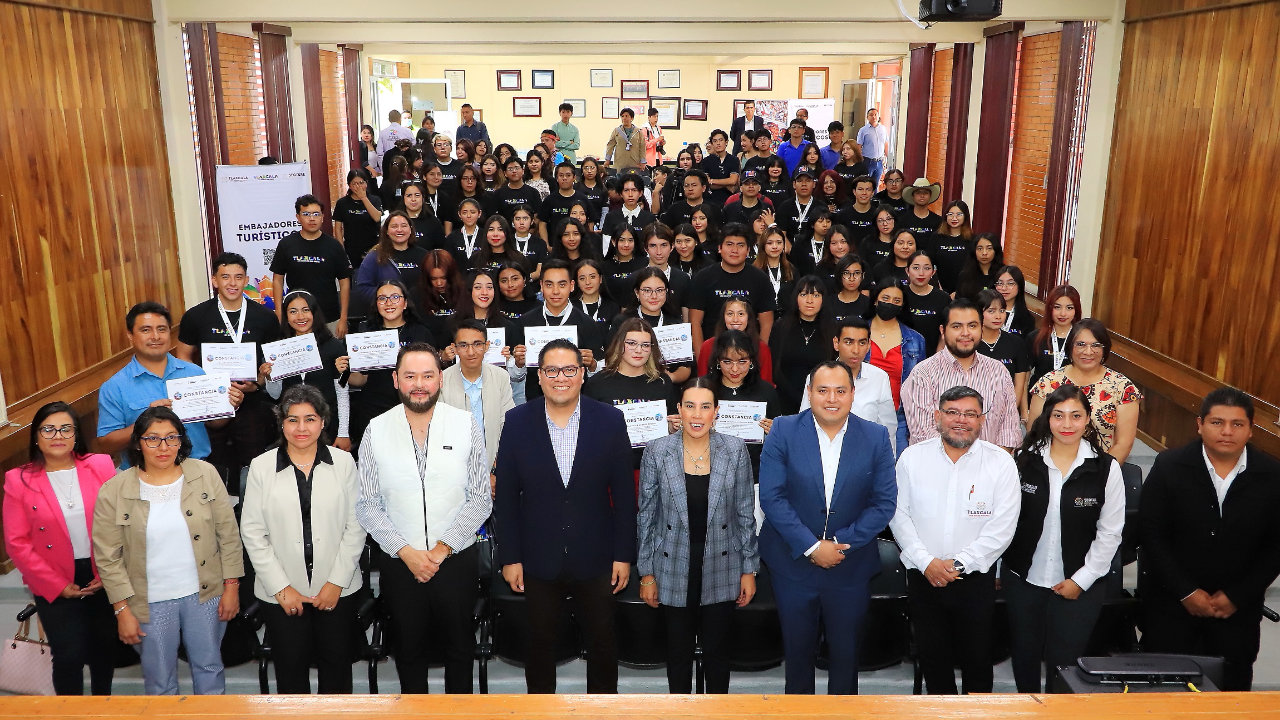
[890,385,1020,694]
[901,299,1021,450]
[355,342,492,693]
[494,338,636,693]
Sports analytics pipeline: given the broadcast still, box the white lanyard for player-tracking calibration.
[767,264,781,297]
[426,193,439,215]
[461,228,479,257]
[1051,332,1068,370]
[579,300,601,322]
[515,235,531,255]
[544,309,568,326]
[639,308,665,327]
[217,300,247,344]
[810,239,825,264]
[1002,308,1016,332]
[795,199,813,227]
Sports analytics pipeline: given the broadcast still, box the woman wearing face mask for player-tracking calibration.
[870,229,917,291]
[1028,319,1141,463]
[339,279,434,448]
[955,232,1004,302]
[355,210,429,309]
[1028,284,1082,390]
[610,268,693,386]
[695,298,774,383]
[769,276,836,414]
[263,291,351,450]
[398,181,447,252]
[866,281,925,454]
[994,265,1036,337]
[585,318,677,471]
[572,258,621,334]
[902,249,950,356]
[637,378,758,694]
[753,227,796,310]
[1007,384,1125,692]
[975,289,1032,425]
[859,205,898,270]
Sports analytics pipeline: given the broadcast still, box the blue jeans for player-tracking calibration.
[866,157,885,191]
[136,593,227,695]
[895,408,908,458]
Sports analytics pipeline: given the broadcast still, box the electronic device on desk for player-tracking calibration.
[1052,654,1224,694]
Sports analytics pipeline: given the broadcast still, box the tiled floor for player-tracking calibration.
[2,440,1276,695]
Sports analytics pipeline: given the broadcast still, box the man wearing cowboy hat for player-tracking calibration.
[896,177,943,243]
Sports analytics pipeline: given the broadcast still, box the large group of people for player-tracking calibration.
[4,101,1278,699]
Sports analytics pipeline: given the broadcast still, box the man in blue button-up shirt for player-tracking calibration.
[97,302,243,468]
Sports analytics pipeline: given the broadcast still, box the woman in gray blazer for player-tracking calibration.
[240,385,367,694]
[638,378,759,694]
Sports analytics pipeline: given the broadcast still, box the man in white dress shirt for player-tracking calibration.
[890,385,1020,694]
[800,318,898,454]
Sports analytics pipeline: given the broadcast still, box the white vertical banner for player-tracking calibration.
[788,99,836,144]
[215,162,312,310]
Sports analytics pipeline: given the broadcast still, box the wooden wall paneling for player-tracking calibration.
[925,48,953,213]
[254,23,295,163]
[972,26,1021,234]
[942,43,974,205]
[7,0,152,21]
[299,43,333,231]
[902,44,934,182]
[1095,1,1280,431]
[0,1,182,409]
[1037,22,1091,296]
[340,45,363,170]
[1125,0,1276,22]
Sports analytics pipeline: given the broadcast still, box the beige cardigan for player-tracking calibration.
[92,459,244,622]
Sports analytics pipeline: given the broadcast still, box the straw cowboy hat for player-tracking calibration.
[904,177,942,204]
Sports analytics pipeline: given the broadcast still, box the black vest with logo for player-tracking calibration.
[1004,449,1114,580]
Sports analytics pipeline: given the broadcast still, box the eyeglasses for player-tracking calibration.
[1074,341,1105,351]
[637,287,668,296]
[718,358,751,369]
[842,270,864,279]
[945,212,965,219]
[994,280,1018,288]
[455,340,488,351]
[299,211,323,218]
[38,424,75,439]
[623,340,652,351]
[140,434,183,448]
[540,365,582,378]
[376,294,405,304]
[940,409,984,421]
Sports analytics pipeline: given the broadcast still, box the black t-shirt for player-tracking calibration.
[440,227,484,271]
[573,297,621,336]
[177,298,282,368]
[759,180,794,208]
[896,209,941,242]
[422,190,457,230]
[541,191,593,231]
[903,286,950,356]
[627,266,692,309]
[601,206,656,239]
[512,235,549,271]
[332,194,385,268]
[454,192,500,225]
[701,153,741,206]
[721,197,773,226]
[688,264,777,339]
[1027,329,1071,389]
[778,197,820,241]
[928,232,972,294]
[603,257,647,302]
[830,293,871,324]
[833,161,869,185]
[492,184,544,220]
[583,371,677,468]
[269,232,353,320]
[516,306,605,399]
[770,319,836,414]
[574,181,607,216]
[788,235,827,275]
[871,259,909,290]
[742,155,772,176]
[977,331,1031,381]
[844,206,878,245]
[955,266,998,303]
[434,159,465,191]
[859,238,895,272]
[874,190,911,215]
[375,245,429,302]
[408,212,447,251]
[661,199,722,229]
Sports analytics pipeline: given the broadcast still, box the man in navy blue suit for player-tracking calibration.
[759,360,898,694]
[493,338,636,693]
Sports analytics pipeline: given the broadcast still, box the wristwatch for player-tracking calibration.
[952,559,966,574]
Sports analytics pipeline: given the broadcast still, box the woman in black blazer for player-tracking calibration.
[638,378,758,693]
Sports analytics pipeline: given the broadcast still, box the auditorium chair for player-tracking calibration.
[613,563,666,669]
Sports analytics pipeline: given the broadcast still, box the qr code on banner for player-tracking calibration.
[262,248,276,267]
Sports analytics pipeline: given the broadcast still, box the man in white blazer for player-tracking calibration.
[440,319,516,482]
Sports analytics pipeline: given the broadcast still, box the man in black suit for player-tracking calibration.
[731,100,767,155]
[494,338,636,693]
[1139,387,1280,691]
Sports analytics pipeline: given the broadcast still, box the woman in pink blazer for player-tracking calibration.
[3,402,117,695]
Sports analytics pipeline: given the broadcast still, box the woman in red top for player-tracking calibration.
[865,282,926,454]
[696,298,773,383]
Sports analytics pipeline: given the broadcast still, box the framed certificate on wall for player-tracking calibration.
[513,97,542,117]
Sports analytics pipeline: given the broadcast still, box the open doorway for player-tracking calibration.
[371,77,456,141]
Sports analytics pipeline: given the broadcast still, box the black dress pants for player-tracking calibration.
[379,544,480,693]
[1003,570,1106,692]
[32,559,116,695]
[1142,594,1263,691]
[261,591,359,693]
[524,572,617,693]
[907,569,996,694]
[662,600,734,693]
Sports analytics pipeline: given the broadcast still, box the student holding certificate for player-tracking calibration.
[608,268,693,386]
[637,378,758,693]
[697,330,782,478]
[584,318,677,473]
[261,291,350,450]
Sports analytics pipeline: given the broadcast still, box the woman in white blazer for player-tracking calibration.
[240,385,367,694]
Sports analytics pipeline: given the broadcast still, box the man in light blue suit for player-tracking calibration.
[759,360,898,694]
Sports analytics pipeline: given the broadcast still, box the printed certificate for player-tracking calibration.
[485,327,507,365]
[167,374,235,423]
[653,323,694,363]
[620,400,668,448]
[346,330,401,372]
[524,326,579,368]
[200,343,257,382]
[262,333,324,380]
[716,400,768,444]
